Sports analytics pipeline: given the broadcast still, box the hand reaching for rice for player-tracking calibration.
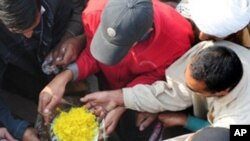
[80,89,124,117]
[38,70,73,125]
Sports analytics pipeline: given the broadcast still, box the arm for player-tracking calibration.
[66,0,87,36]
[123,80,193,113]
[67,6,103,81]
[0,96,29,140]
[38,69,73,124]
[157,112,209,132]
[51,0,85,38]
[42,0,86,71]
[50,0,87,55]
[81,80,193,114]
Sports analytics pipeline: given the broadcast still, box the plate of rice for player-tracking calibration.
[50,107,99,141]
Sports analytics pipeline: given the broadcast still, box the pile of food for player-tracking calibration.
[52,107,99,141]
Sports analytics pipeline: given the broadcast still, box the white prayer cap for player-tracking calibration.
[190,0,250,38]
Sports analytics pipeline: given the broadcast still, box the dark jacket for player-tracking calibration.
[0,0,86,139]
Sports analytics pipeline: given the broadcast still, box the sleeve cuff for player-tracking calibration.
[66,22,83,36]
[122,88,135,109]
[184,115,210,132]
[13,120,30,140]
[66,63,79,81]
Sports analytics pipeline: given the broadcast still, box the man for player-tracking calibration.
[159,0,250,132]
[81,40,250,140]
[38,0,194,140]
[0,0,86,140]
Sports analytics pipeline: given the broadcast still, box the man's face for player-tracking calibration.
[184,62,225,97]
[9,11,41,38]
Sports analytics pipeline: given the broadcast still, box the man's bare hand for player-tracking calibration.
[80,89,124,116]
[136,112,157,131]
[0,128,17,141]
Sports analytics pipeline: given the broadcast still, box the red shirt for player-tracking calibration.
[75,0,194,89]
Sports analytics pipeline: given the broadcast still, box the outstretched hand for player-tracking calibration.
[80,89,124,117]
[38,70,72,125]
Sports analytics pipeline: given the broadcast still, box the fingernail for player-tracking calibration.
[44,109,51,114]
[56,57,62,61]
[140,125,144,131]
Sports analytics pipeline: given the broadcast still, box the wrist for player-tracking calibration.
[60,70,73,83]
[61,32,75,41]
[115,89,125,106]
[179,114,188,126]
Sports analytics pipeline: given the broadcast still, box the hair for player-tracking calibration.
[190,46,243,93]
[0,0,38,32]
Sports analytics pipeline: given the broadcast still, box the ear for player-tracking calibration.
[216,88,230,97]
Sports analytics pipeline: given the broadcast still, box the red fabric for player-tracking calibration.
[76,0,194,90]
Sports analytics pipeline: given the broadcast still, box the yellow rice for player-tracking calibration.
[53,107,98,141]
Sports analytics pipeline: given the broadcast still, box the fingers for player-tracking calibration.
[58,48,76,66]
[138,114,156,131]
[54,47,69,66]
[136,113,157,131]
[38,91,53,125]
[105,101,117,112]
[52,47,64,63]
[43,95,61,125]
[94,106,109,118]
[136,113,146,127]
[105,118,115,135]
[98,119,108,140]
[80,94,97,103]
[1,128,17,141]
[38,87,61,125]
[38,89,53,114]
[81,92,117,112]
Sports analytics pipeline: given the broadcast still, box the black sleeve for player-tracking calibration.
[66,0,87,36]
[0,50,7,88]
[43,0,86,46]
[48,0,86,36]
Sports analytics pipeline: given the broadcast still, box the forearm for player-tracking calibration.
[59,69,74,83]
[123,81,193,113]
